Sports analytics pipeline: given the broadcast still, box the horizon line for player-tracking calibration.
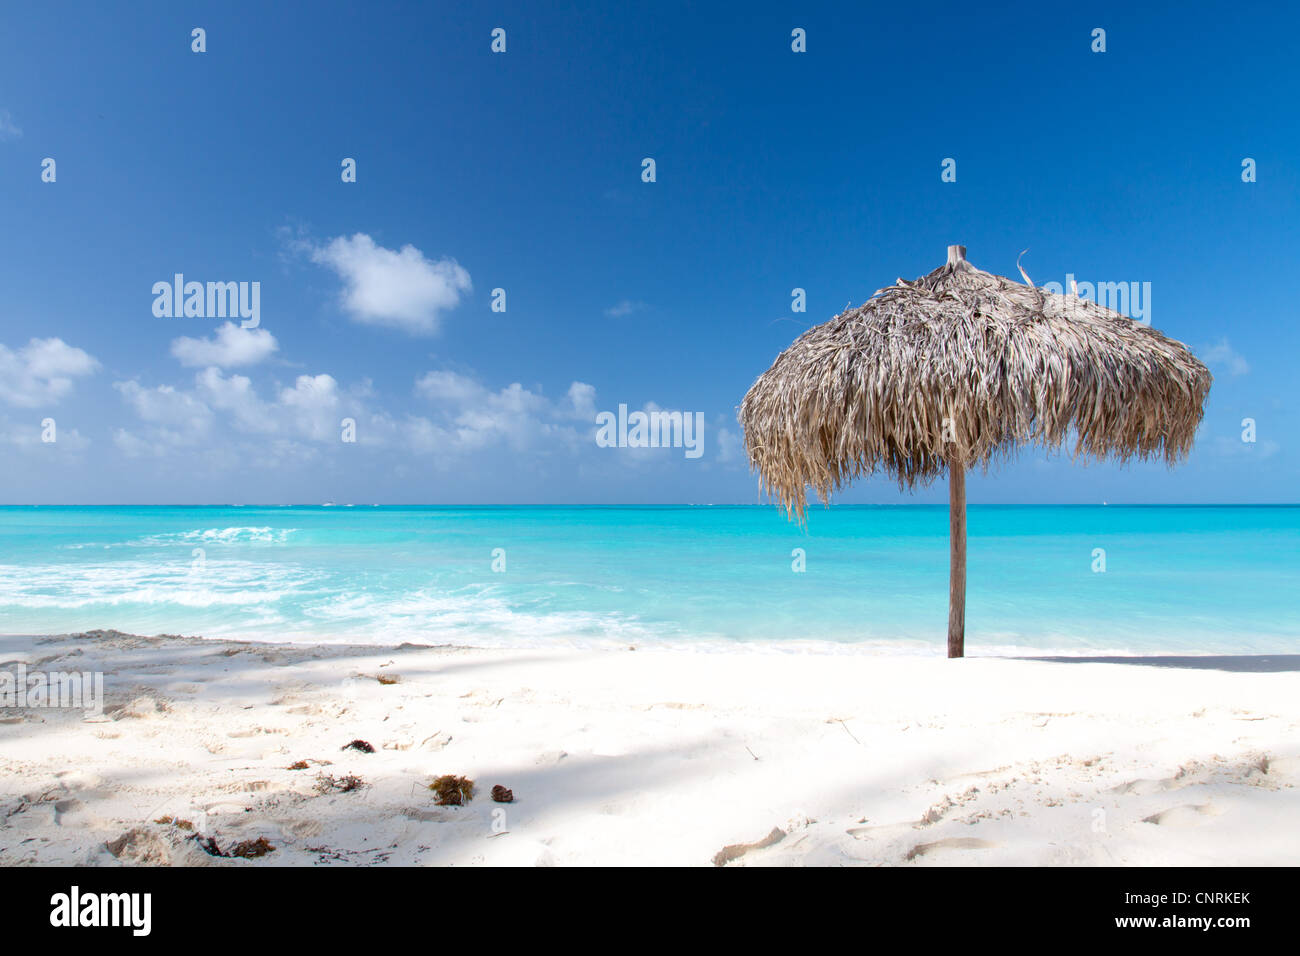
[2,502,1297,509]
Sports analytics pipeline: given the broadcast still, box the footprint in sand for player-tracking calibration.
[400,807,454,823]
[847,820,917,842]
[712,826,786,866]
[1111,776,1183,796]
[1262,755,1300,779]
[1141,803,1222,827]
[284,818,325,838]
[481,836,556,867]
[110,696,167,719]
[54,798,99,828]
[285,704,326,716]
[905,837,998,860]
[54,769,103,791]
[226,726,288,738]
[215,779,285,795]
[103,827,172,866]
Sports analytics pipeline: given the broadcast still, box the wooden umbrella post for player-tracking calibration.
[947,457,966,658]
[946,245,968,659]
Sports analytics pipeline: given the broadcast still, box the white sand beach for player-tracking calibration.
[2,630,1297,867]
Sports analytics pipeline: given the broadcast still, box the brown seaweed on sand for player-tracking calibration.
[430,775,476,806]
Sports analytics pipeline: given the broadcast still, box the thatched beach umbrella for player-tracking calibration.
[739,245,1211,658]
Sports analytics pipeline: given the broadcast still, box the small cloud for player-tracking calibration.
[113,380,214,432]
[415,368,592,454]
[712,424,743,464]
[0,110,21,140]
[0,419,89,450]
[1198,338,1249,377]
[604,299,647,318]
[171,322,279,368]
[0,338,98,407]
[307,233,471,335]
[566,382,597,420]
[112,427,163,458]
[114,366,365,453]
[414,369,486,405]
[1207,434,1279,460]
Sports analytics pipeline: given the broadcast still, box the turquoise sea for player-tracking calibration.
[0,505,1296,656]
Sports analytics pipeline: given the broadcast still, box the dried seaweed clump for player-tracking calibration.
[286,760,310,771]
[192,834,276,858]
[430,774,476,806]
[315,773,365,794]
[193,835,224,857]
[491,785,514,803]
[228,836,276,859]
[342,739,375,753]
[153,815,195,831]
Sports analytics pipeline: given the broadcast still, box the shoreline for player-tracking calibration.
[3,630,1298,866]
[6,628,1294,661]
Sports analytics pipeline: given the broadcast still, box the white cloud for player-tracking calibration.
[277,374,343,441]
[171,322,279,368]
[414,370,487,405]
[194,368,343,441]
[309,233,471,334]
[1198,338,1249,377]
[108,359,730,481]
[451,382,553,450]
[713,424,743,463]
[194,367,272,432]
[0,419,89,450]
[118,368,370,456]
[417,378,729,470]
[113,380,214,433]
[0,338,99,407]
[416,370,591,453]
[604,299,647,317]
[0,110,20,140]
[565,382,597,420]
[1208,434,1279,460]
[112,427,161,458]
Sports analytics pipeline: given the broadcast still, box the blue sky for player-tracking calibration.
[0,1,1295,504]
